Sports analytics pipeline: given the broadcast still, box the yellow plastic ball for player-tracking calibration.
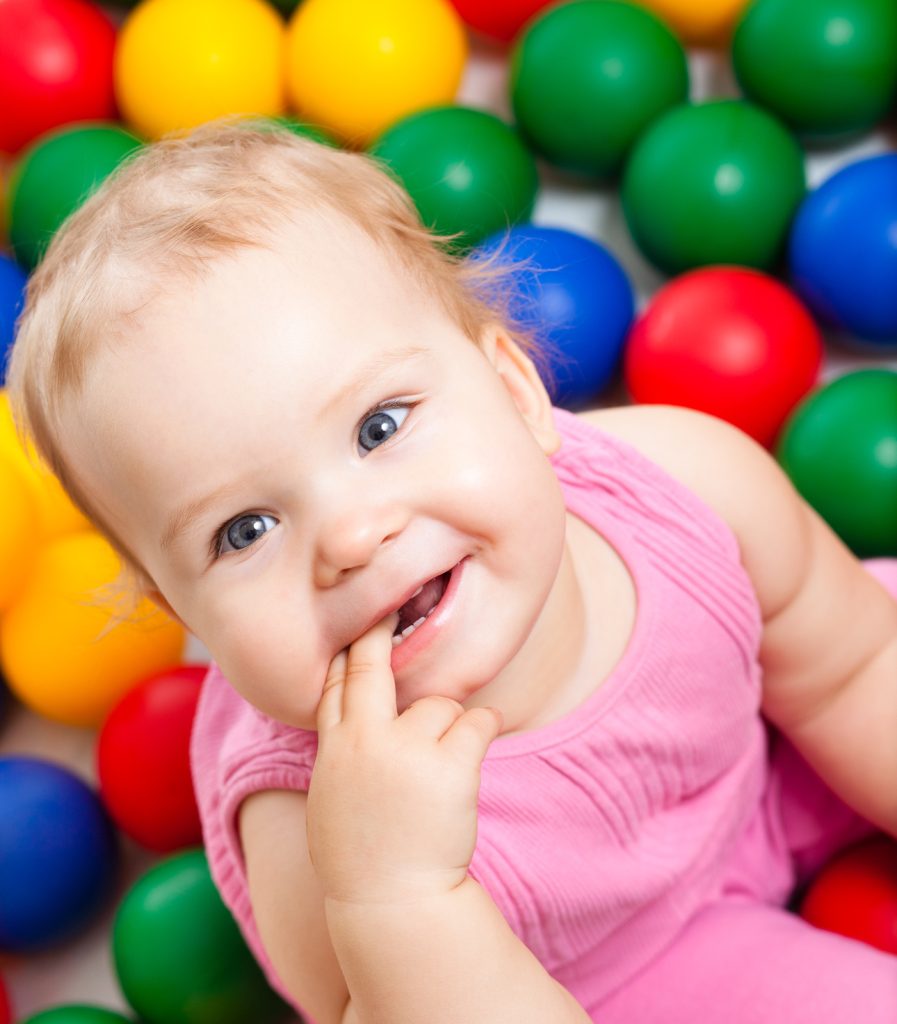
[0,392,91,541]
[0,531,186,727]
[115,0,287,140]
[630,0,752,45]
[285,0,468,146]
[0,452,39,612]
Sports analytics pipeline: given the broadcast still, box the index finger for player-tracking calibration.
[340,611,400,725]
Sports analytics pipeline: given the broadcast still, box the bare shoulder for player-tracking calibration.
[576,404,809,619]
[239,788,348,1024]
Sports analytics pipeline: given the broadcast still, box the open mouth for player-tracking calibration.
[392,570,452,646]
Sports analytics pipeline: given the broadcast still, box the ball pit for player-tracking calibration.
[621,99,806,274]
[788,153,897,350]
[8,123,142,269]
[286,0,467,146]
[0,0,117,156]
[776,369,897,558]
[0,9,896,1018]
[0,757,118,953]
[113,849,289,1024]
[476,224,634,407]
[97,665,207,852]
[0,532,186,727]
[624,267,823,447]
[115,0,286,140]
[510,0,688,178]
[370,106,539,249]
[733,0,897,137]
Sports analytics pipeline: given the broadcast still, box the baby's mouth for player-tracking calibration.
[392,571,451,643]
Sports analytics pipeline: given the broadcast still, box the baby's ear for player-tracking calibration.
[479,324,561,456]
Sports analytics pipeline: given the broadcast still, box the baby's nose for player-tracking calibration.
[313,500,408,586]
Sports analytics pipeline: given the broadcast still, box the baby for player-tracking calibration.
[7,121,897,1024]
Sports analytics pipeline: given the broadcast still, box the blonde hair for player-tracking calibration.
[5,117,555,623]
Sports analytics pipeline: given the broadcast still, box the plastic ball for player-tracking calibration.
[628,0,752,46]
[0,392,93,541]
[624,267,823,448]
[0,757,118,953]
[0,531,186,727]
[21,1009,135,1024]
[98,664,207,852]
[621,100,805,275]
[0,450,40,611]
[115,0,286,141]
[776,369,897,558]
[8,123,142,269]
[788,153,897,350]
[510,0,688,178]
[475,225,634,407]
[286,0,467,146]
[370,106,539,249]
[0,974,10,1024]
[448,0,554,43]
[0,0,117,156]
[733,0,897,137]
[799,836,897,955]
[0,254,28,373]
[113,849,290,1024]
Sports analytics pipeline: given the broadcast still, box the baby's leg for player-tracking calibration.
[592,896,897,1024]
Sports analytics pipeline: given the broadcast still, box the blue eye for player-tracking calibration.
[215,513,277,558]
[358,403,411,453]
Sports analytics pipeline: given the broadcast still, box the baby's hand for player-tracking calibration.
[306,613,503,907]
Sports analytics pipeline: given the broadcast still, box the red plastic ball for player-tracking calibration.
[97,664,207,853]
[799,836,897,955]
[0,973,11,1024]
[448,0,554,43]
[624,266,823,448]
[0,0,117,155]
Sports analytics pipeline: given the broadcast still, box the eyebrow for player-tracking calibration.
[159,342,430,554]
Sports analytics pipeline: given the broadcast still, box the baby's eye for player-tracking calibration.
[358,403,411,453]
[215,513,278,557]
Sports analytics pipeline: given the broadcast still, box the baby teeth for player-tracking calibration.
[391,614,428,647]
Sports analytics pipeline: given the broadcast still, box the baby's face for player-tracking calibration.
[64,214,568,727]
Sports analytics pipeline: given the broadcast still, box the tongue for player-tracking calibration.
[396,572,449,633]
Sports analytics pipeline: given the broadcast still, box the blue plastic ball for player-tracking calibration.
[474,224,634,408]
[0,254,28,382]
[788,153,897,350]
[0,757,119,952]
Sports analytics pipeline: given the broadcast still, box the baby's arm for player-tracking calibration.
[240,618,591,1024]
[591,404,897,839]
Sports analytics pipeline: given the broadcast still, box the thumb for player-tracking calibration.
[442,706,504,764]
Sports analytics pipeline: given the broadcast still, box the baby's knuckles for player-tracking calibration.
[307,703,484,905]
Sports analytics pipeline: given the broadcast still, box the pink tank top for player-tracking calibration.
[191,405,769,1020]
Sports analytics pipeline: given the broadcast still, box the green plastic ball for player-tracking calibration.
[112,849,291,1024]
[621,99,805,275]
[776,369,897,558]
[732,0,897,137]
[20,1009,135,1024]
[369,105,539,250]
[7,123,143,269]
[510,0,688,178]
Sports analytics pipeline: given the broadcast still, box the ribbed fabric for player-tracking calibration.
[190,406,879,1021]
